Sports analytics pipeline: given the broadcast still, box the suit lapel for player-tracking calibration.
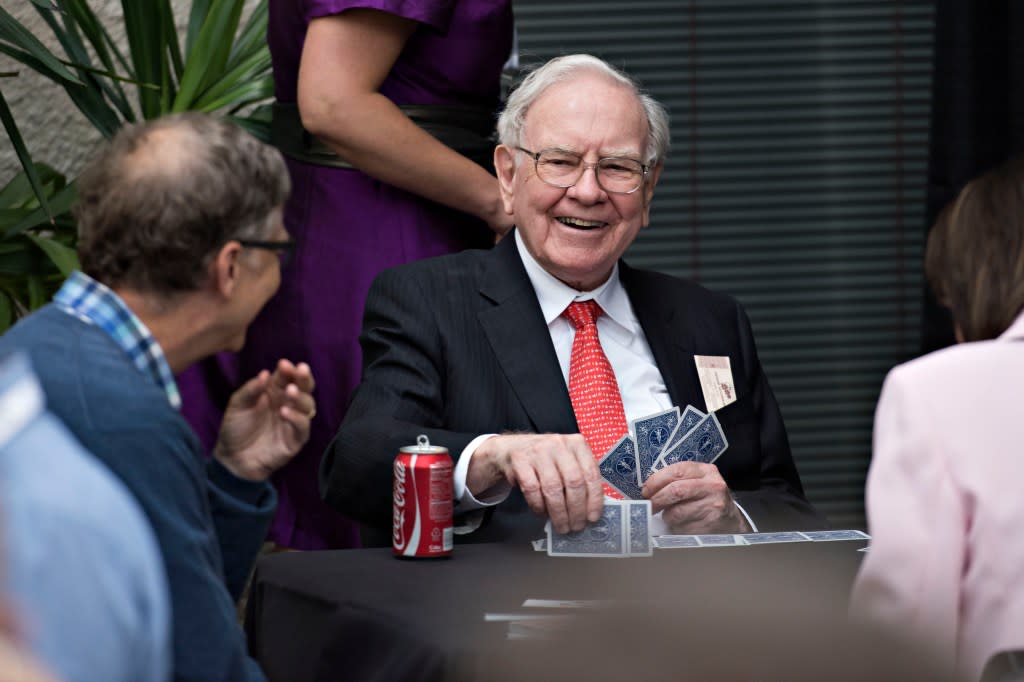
[477,236,579,434]
[620,263,705,411]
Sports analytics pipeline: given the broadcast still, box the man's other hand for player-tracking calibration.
[214,359,316,481]
[642,462,752,534]
[468,433,604,534]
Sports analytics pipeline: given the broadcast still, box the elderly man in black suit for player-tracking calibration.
[322,54,821,542]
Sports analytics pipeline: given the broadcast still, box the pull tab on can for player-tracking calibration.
[392,435,453,558]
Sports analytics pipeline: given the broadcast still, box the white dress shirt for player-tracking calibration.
[453,231,754,533]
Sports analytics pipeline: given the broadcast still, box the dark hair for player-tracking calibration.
[75,112,290,295]
[925,155,1024,342]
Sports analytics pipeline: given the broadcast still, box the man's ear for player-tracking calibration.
[209,241,242,299]
[494,145,518,216]
[640,162,664,228]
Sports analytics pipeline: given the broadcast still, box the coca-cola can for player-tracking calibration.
[392,434,453,558]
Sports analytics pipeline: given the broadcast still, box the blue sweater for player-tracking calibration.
[0,305,273,682]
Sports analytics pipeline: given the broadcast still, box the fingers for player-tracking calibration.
[504,434,601,534]
[277,403,313,448]
[525,449,573,533]
[267,360,317,420]
[645,462,741,533]
[642,460,704,497]
[229,370,270,409]
[570,444,605,524]
[276,379,316,450]
[552,438,601,532]
[282,382,316,419]
[271,359,316,394]
[644,462,717,512]
[285,359,316,393]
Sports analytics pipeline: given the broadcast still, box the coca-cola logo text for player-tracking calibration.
[393,458,407,550]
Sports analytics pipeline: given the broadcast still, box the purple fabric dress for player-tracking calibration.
[176,0,513,550]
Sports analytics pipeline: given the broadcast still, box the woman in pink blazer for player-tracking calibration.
[851,156,1024,681]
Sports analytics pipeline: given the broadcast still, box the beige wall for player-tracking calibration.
[0,0,259,186]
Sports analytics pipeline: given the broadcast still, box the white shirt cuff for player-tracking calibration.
[452,433,512,513]
[734,499,758,532]
[648,500,757,535]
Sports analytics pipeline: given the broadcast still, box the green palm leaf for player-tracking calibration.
[2,183,77,239]
[122,0,173,118]
[185,0,214,58]
[227,0,268,71]
[200,77,274,114]
[61,0,134,77]
[173,0,243,112]
[25,233,79,277]
[0,164,64,209]
[193,48,272,110]
[0,88,52,222]
[26,274,46,310]
[0,4,82,84]
[50,0,135,120]
[0,44,123,136]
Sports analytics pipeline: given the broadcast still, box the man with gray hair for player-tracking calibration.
[323,54,820,541]
[0,112,315,681]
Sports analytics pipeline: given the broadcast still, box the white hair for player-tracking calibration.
[496,54,670,166]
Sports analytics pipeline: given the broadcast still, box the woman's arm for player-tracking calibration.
[297,9,513,235]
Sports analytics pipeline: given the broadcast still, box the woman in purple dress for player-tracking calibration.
[177,1,514,550]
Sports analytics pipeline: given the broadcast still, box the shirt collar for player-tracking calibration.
[53,271,181,409]
[513,230,636,335]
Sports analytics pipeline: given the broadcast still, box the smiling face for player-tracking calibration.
[495,72,661,291]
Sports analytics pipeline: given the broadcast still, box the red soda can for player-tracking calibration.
[392,434,453,558]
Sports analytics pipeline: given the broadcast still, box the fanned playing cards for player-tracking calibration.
[596,403,729,498]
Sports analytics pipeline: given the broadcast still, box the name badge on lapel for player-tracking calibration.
[694,355,736,412]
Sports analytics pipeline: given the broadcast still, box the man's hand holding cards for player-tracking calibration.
[596,404,752,535]
[596,404,728,498]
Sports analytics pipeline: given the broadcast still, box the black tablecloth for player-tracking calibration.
[245,540,880,682]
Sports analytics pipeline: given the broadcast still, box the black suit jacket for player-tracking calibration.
[322,234,823,541]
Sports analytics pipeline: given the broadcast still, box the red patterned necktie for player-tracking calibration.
[564,300,628,499]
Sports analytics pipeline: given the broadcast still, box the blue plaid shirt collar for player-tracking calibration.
[53,271,181,409]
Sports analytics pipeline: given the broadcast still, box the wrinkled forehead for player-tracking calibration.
[523,74,649,155]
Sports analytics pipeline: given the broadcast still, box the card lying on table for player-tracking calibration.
[546,500,652,558]
[738,531,810,545]
[651,530,871,549]
[799,530,870,542]
[652,534,746,548]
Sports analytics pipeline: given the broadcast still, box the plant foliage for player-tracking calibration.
[0,0,273,331]
[0,0,273,137]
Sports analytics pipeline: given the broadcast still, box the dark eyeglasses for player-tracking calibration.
[237,238,296,266]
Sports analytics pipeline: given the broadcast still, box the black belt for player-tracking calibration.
[270,102,498,172]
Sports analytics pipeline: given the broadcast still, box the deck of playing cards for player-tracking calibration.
[596,404,730,499]
[546,500,652,558]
